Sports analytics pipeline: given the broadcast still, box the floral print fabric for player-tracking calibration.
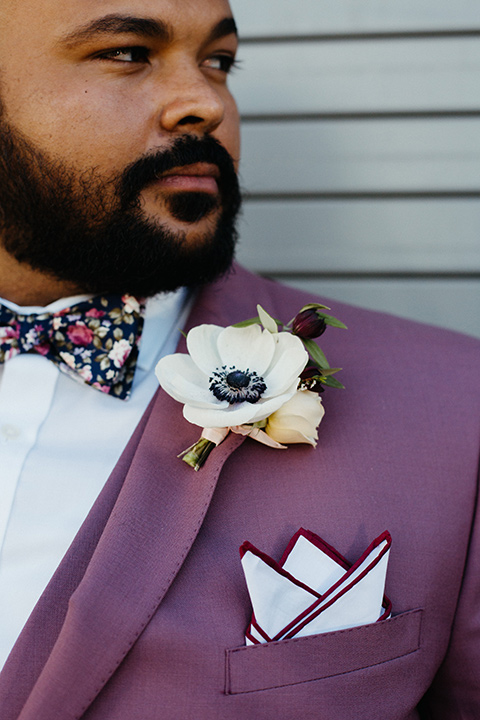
[0,294,145,400]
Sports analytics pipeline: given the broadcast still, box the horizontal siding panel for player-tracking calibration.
[236,199,480,273]
[230,38,480,115]
[240,119,480,193]
[230,0,480,37]
[230,0,480,339]
[272,277,480,338]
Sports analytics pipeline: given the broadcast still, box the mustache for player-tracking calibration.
[119,134,239,210]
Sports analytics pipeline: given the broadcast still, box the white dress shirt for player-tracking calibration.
[0,288,191,669]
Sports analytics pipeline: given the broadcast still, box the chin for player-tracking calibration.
[172,214,221,241]
[142,205,222,240]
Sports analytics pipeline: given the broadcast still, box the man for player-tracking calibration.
[0,0,478,718]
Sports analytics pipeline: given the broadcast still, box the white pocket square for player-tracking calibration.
[240,529,392,645]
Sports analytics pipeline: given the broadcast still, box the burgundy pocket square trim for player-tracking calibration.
[240,529,392,644]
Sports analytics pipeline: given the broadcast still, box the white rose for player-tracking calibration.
[108,339,132,368]
[156,323,308,428]
[265,390,325,447]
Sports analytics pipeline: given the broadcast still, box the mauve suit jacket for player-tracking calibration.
[0,265,479,719]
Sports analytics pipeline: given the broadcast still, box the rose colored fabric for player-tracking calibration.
[0,264,478,719]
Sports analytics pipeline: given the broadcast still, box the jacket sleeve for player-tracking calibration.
[420,459,480,718]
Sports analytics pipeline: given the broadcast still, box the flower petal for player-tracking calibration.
[266,418,318,446]
[248,384,300,423]
[216,325,275,376]
[156,354,226,409]
[184,400,264,428]
[262,333,308,397]
[186,324,223,375]
[186,381,298,428]
[266,391,325,445]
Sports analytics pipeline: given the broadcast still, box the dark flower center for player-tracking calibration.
[226,370,250,389]
[209,366,267,405]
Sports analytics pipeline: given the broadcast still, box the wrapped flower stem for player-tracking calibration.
[178,438,217,472]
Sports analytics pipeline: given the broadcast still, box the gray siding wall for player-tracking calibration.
[229,0,480,338]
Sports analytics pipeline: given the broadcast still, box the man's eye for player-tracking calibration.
[97,47,150,64]
[203,55,239,74]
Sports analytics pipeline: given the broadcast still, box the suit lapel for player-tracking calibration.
[0,275,247,719]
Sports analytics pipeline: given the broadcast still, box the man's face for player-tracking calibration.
[0,0,241,296]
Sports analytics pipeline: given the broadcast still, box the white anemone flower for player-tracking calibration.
[156,323,308,428]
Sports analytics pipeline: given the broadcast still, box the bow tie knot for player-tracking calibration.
[0,295,145,400]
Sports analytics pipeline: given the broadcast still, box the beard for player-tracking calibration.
[0,124,241,297]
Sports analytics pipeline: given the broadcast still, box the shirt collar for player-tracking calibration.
[136,288,192,374]
[0,293,94,315]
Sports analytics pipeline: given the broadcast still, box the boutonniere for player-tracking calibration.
[155,303,346,470]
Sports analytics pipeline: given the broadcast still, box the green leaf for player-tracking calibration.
[257,304,279,334]
[321,375,345,389]
[232,317,261,328]
[319,367,342,377]
[302,338,330,369]
[316,313,348,330]
[299,302,331,313]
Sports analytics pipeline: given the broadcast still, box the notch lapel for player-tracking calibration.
[0,271,251,719]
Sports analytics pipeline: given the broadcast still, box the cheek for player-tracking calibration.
[214,93,241,170]
[4,77,149,171]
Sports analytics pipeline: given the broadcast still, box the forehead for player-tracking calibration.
[0,0,234,43]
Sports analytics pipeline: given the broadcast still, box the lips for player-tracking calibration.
[155,163,220,194]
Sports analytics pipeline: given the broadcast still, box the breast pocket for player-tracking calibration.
[225,608,423,695]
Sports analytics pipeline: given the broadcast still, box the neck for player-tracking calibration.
[0,246,81,306]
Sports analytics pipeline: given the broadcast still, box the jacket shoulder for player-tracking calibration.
[220,264,480,357]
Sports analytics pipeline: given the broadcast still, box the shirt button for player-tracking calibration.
[0,424,20,440]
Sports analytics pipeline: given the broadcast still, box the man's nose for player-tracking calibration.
[156,62,225,135]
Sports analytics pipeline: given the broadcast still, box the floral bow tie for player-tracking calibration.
[0,294,145,400]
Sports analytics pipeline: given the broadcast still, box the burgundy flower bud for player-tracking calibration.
[292,309,327,339]
[299,367,325,394]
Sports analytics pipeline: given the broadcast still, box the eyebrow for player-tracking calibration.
[59,14,237,49]
[207,17,238,44]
